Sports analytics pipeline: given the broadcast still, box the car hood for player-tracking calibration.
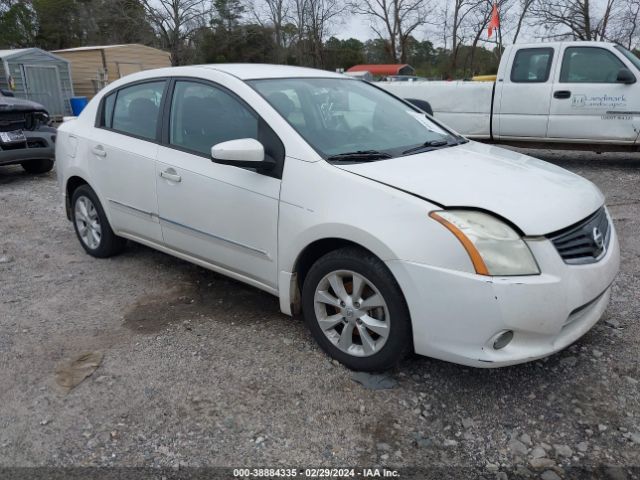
[336,141,604,235]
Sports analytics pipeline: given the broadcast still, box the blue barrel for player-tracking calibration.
[70,97,89,116]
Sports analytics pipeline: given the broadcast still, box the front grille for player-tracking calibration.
[548,207,611,264]
[0,113,27,132]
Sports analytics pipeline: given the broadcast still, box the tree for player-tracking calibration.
[305,0,347,67]
[511,0,534,43]
[252,0,290,62]
[531,0,619,41]
[324,37,365,70]
[142,0,208,65]
[350,0,432,63]
[32,0,87,49]
[0,1,37,48]
[88,0,156,45]
[447,0,485,77]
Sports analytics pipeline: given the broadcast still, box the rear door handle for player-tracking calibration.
[160,170,182,183]
[554,90,572,99]
[91,145,107,157]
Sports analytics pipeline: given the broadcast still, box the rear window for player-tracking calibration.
[511,48,554,83]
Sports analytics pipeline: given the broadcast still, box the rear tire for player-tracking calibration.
[302,247,412,371]
[21,159,54,174]
[71,185,126,258]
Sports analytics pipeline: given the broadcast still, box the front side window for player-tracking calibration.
[560,47,626,83]
[169,80,258,156]
[249,78,457,160]
[511,48,554,83]
[112,81,166,140]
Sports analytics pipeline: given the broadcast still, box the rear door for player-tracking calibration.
[88,79,167,243]
[547,45,640,142]
[495,46,557,139]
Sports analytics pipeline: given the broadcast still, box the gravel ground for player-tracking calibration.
[0,148,638,479]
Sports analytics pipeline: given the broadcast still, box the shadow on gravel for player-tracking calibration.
[0,165,55,184]
[122,245,280,334]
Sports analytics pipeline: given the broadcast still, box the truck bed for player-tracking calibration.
[378,81,494,139]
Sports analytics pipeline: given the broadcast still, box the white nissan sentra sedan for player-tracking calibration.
[56,65,620,371]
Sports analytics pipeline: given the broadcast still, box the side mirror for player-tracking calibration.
[211,138,275,171]
[0,89,15,97]
[617,68,636,84]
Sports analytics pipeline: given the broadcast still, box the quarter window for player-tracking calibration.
[111,81,166,141]
[560,47,626,83]
[169,80,258,156]
[511,48,554,83]
[100,92,116,128]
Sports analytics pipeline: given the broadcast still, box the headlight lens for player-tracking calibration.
[430,210,540,276]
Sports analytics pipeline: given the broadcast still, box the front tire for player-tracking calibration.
[71,185,126,258]
[302,247,412,371]
[21,159,54,174]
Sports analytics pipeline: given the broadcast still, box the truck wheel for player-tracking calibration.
[71,185,126,258]
[302,247,412,371]
[21,159,54,174]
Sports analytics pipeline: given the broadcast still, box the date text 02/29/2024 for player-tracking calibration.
[233,468,400,478]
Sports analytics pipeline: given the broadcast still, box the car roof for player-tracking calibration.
[193,63,347,80]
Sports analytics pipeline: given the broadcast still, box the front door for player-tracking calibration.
[547,45,640,142]
[155,79,282,289]
[88,79,167,243]
[495,46,557,139]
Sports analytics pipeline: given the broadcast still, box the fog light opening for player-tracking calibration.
[492,330,514,350]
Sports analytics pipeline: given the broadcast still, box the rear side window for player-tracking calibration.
[169,80,259,155]
[560,47,626,83]
[111,81,166,141]
[511,48,554,83]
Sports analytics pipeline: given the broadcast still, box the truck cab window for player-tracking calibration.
[560,47,626,83]
[511,48,554,83]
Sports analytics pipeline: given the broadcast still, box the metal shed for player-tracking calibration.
[0,48,74,118]
[53,44,171,99]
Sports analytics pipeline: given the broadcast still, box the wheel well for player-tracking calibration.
[65,176,88,219]
[294,238,375,290]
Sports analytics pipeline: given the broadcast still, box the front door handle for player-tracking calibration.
[160,170,182,183]
[91,145,107,157]
[554,90,572,99]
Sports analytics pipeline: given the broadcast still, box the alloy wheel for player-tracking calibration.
[74,195,102,250]
[313,270,390,357]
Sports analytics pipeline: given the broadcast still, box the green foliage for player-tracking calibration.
[0,1,37,48]
[324,37,365,71]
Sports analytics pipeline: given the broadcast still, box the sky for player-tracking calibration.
[330,0,617,48]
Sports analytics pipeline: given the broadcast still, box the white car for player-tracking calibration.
[56,64,620,371]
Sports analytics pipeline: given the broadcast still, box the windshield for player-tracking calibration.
[615,45,640,71]
[249,77,460,161]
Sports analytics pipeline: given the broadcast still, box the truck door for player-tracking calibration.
[495,46,556,139]
[547,45,639,143]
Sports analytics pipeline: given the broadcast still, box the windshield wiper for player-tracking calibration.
[327,150,392,162]
[401,139,452,156]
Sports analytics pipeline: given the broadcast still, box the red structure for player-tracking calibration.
[347,64,416,77]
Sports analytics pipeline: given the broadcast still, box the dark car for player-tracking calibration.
[0,89,56,174]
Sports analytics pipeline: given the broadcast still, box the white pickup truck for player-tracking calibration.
[379,41,640,152]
